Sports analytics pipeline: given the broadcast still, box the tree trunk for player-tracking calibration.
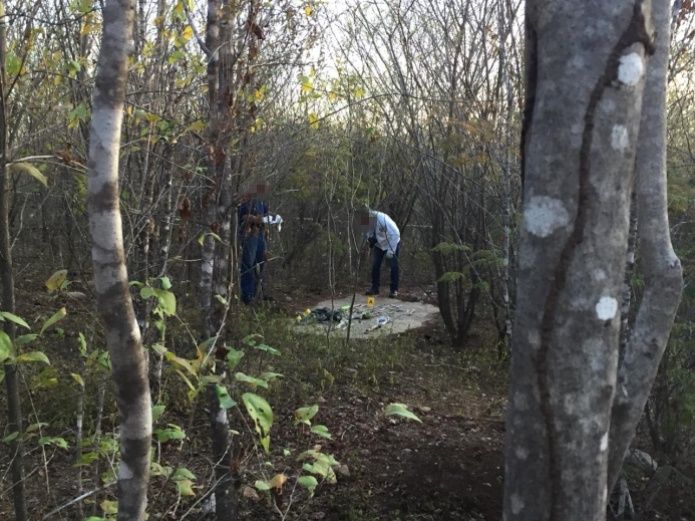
[87,1,152,519]
[0,1,27,519]
[607,0,683,491]
[503,2,681,520]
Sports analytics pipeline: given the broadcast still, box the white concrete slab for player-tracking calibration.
[295,295,440,338]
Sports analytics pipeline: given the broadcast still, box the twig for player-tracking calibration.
[41,484,114,520]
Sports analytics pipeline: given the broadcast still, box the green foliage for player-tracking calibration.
[154,424,186,443]
[215,384,237,409]
[294,405,319,426]
[384,403,423,423]
[432,242,472,255]
[40,307,67,335]
[242,392,273,453]
[437,271,465,284]
[7,162,48,187]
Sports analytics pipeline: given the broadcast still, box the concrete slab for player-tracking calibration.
[295,295,440,338]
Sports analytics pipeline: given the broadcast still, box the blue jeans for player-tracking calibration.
[240,232,266,304]
[371,243,400,293]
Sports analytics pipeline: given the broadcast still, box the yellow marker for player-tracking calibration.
[367,296,375,308]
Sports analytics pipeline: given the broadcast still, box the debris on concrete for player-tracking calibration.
[295,295,439,339]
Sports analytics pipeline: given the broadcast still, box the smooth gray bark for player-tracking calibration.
[87,1,152,519]
[503,1,681,520]
[607,0,683,491]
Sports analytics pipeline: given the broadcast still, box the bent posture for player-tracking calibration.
[362,207,401,298]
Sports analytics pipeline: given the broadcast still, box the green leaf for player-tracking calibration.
[297,475,318,495]
[311,424,332,439]
[77,332,87,355]
[45,270,68,292]
[100,499,118,515]
[40,307,67,335]
[16,351,50,365]
[241,333,263,346]
[154,289,176,316]
[235,372,269,389]
[152,404,166,423]
[215,384,237,409]
[140,286,156,300]
[26,422,48,434]
[75,451,100,466]
[254,479,272,491]
[151,343,167,356]
[0,312,30,330]
[6,51,22,77]
[172,467,196,481]
[15,334,38,346]
[294,405,319,426]
[160,276,172,290]
[150,462,173,478]
[68,103,90,129]
[260,372,283,383]
[437,271,465,284]
[2,431,19,443]
[242,393,273,448]
[384,403,423,423]
[39,436,69,449]
[225,348,244,370]
[164,351,197,379]
[70,373,85,387]
[0,330,12,363]
[253,343,281,356]
[7,162,48,187]
[154,424,186,443]
[175,479,195,496]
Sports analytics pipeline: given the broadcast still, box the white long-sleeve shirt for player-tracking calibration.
[368,211,400,255]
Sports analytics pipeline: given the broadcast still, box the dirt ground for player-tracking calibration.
[2,283,694,520]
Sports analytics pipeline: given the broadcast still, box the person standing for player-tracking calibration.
[362,207,401,298]
[238,182,269,304]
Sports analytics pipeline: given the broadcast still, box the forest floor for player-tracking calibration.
[1,281,694,520]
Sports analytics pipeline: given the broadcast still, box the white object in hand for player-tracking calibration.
[263,214,284,231]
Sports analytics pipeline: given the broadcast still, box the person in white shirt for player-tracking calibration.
[360,207,401,298]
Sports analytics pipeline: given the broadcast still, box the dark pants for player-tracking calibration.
[241,232,266,304]
[371,242,400,293]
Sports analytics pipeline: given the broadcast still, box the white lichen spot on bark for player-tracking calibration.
[515,446,529,460]
[201,257,214,276]
[118,462,134,480]
[523,196,570,237]
[510,493,525,515]
[600,432,609,452]
[216,408,228,425]
[617,53,644,86]
[611,125,629,152]
[595,296,618,320]
[592,269,607,281]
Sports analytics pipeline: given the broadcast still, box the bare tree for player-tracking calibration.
[0,1,27,519]
[504,1,682,520]
[87,1,152,519]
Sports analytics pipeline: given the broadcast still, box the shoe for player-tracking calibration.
[388,291,399,298]
[365,288,379,296]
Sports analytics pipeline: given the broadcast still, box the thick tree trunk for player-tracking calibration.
[0,2,27,519]
[503,2,679,520]
[87,1,152,519]
[607,0,683,490]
